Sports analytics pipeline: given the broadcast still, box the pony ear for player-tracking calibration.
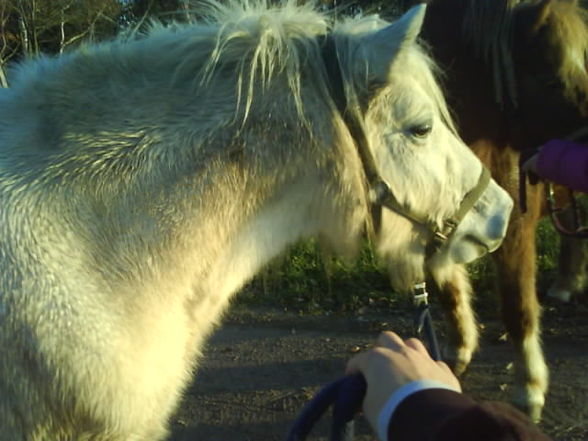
[360,4,427,84]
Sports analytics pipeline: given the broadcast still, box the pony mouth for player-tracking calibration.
[464,235,507,257]
[447,234,490,264]
[483,237,504,254]
[462,234,491,255]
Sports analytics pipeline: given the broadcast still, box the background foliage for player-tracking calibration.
[237,220,561,314]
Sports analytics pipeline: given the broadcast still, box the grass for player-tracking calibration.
[237,238,394,314]
[235,219,562,314]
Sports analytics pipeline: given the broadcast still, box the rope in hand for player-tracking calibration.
[285,374,367,441]
[286,282,441,441]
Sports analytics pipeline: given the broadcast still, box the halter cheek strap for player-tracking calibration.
[376,165,492,256]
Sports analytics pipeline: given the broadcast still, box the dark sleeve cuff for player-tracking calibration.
[387,389,552,441]
[387,388,476,441]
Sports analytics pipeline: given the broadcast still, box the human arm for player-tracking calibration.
[522,139,588,193]
[387,388,551,441]
[346,331,551,441]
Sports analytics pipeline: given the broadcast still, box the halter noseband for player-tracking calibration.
[320,34,491,256]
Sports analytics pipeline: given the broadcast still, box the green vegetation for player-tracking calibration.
[236,219,562,314]
[237,238,394,314]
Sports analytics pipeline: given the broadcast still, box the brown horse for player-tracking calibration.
[420,0,588,421]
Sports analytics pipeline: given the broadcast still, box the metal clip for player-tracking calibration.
[413,282,428,306]
[433,231,448,243]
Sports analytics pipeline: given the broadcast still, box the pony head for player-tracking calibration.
[329,5,512,290]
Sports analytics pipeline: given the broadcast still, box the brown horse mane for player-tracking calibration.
[547,1,588,113]
[461,0,588,113]
[462,0,517,63]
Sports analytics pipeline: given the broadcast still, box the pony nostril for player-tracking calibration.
[487,215,509,241]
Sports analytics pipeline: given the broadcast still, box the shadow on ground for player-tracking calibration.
[168,301,588,441]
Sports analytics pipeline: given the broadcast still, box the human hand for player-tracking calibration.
[519,147,543,185]
[345,331,461,432]
[521,152,540,175]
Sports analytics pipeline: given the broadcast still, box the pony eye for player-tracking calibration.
[409,123,432,138]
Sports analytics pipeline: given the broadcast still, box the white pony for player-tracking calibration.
[0,1,512,440]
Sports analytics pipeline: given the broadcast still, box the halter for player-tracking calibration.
[320,35,491,257]
[545,183,588,238]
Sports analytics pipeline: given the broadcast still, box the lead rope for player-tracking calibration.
[286,282,441,441]
[412,282,442,362]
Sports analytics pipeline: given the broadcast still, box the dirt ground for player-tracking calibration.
[167,300,588,441]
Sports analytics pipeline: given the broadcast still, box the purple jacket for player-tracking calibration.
[536,139,588,193]
[387,389,551,441]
